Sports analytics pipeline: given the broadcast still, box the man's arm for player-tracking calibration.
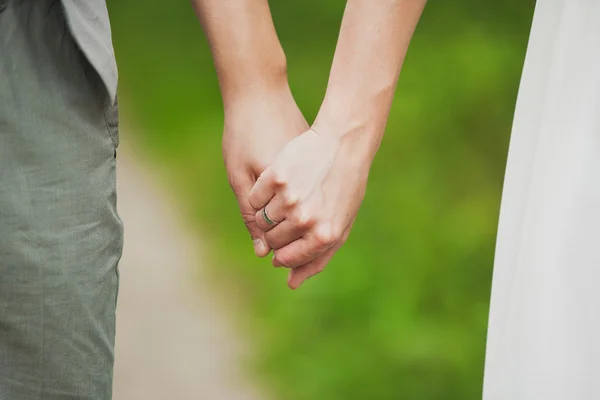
[250,0,427,289]
[191,0,287,107]
[192,0,310,257]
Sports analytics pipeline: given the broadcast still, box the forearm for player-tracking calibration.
[313,0,426,158]
[191,0,287,106]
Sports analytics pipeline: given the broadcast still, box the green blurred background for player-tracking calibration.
[107,1,535,399]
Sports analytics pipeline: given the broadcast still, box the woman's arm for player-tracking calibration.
[250,0,427,289]
[314,0,427,158]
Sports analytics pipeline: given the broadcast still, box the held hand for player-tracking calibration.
[223,86,309,257]
[249,128,372,289]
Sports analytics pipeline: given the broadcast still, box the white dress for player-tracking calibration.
[483,1,600,399]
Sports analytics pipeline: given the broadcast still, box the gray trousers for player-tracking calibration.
[0,1,122,399]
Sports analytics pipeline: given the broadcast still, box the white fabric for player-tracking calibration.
[483,1,600,399]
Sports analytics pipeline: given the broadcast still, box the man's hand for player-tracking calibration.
[223,86,309,257]
[192,0,309,256]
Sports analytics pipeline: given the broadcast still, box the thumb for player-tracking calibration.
[231,174,271,257]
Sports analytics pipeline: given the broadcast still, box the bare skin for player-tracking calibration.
[193,0,427,289]
[192,0,306,258]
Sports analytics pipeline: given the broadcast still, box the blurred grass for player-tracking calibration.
[108,1,535,399]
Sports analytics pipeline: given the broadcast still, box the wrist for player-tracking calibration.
[312,95,388,162]
[219,54,289,109]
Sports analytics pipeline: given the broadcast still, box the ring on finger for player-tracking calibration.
[262,207,278,226]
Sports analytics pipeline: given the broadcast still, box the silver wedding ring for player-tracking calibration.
[262,207,277,226]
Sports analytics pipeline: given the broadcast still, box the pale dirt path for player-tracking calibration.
[112,144,265,400]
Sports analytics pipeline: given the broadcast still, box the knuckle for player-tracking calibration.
[228,175,242,191]
[264,238,276,250]
[271,170,288,188]
[255,161,268,174]
[248,194,261,211]
[264,232,278,249]
[253,214,266,229]
[315,264,326,274]
[275,253,292,268]
[242,215,263,235]
[282,191,299,208]
[300,245,315,261]
[241,211,256,226]
[291,207,314,229]
[314,223,339,247]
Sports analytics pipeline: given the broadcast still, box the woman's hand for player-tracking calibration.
[249,128,374,289]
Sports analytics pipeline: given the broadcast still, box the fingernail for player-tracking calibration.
[253,239,266,256]
[272,255,281,267]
